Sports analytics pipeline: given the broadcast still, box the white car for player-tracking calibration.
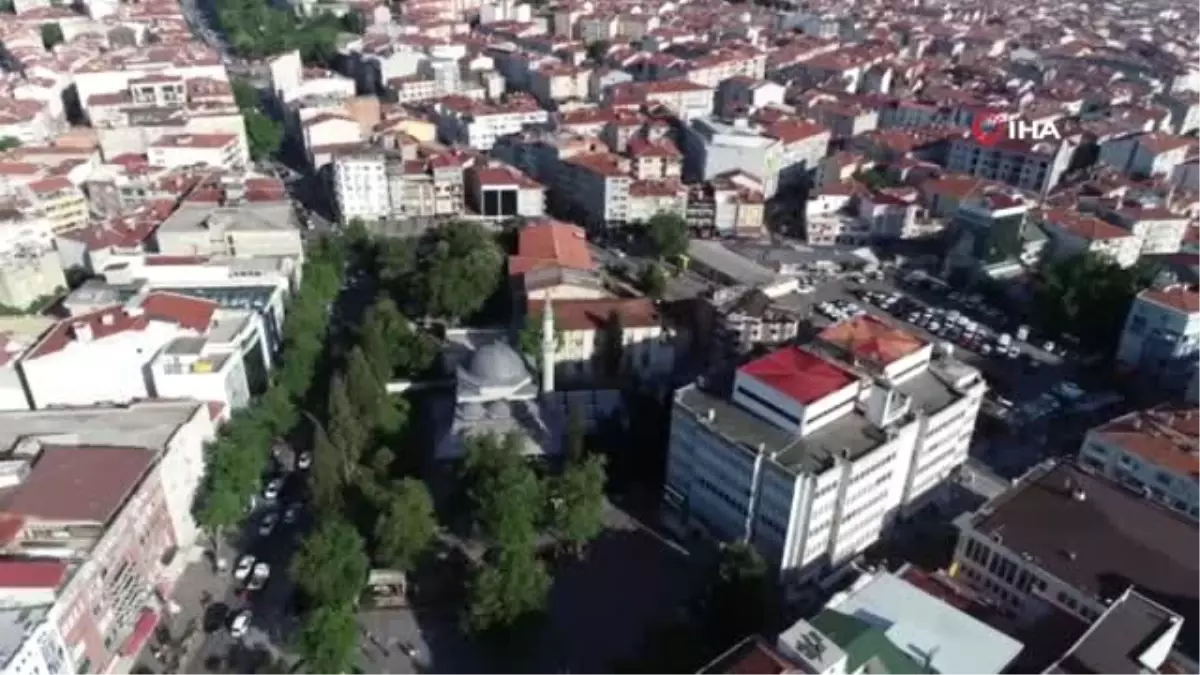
[247,562,271,590]
[229,610,251,638]
[297,452,312,470]
[233,555,255,582]
[258,512,278,537]
[1043,340,1056,354]
[263,478,283,501]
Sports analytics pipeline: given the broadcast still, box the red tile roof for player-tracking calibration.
[0,445,153,523]
[0,559,68,589]
[1094,405,1199,479]
[740,346,857,405]
[818,315,926,367]
[1141,286,1200,315]
[1042,208,1132,242]
[510,221,594,276]
[527,297,660,331]
[27,291,217,359]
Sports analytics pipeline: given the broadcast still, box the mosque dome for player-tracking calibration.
[467,342,529,387]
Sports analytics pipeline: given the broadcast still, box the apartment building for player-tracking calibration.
[1077,404,1198,520]
[1039,208,1142,268]
[1094,198,1190,256]
[0,212,66,311]
[764,118,831,188]
[1115,285,1200,393]
[153,201,303,259]
[605,79,715,121]
[685,172,766,238]
[333,152,390,222]
[0,400,216,675]
[946,136,1074,194]
[710,286,802,355]
[508,220,606,303]
[17,291,263,411]
[1099,132,1194,178]
[24,177,88,234]
[561,152,631,229]
[663,315,986,587]
[949,461,1197,667]
[146,133,242,171]
[683,117,784,198]
[434,95,548,150]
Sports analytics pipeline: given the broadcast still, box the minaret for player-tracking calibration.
[541,292,555,393]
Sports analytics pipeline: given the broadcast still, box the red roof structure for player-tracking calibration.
[510,221,595,276]
[0,445,153,523]
[818,315,926,367]
[740,347,857,405]
[0,559,68,589]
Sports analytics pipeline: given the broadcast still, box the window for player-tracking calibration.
[1156,471,1173,487]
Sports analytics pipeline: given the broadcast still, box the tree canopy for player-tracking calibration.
[374,478,438,571]
[1031,252,1155,354]
[0,136,20,152]
[645,212,689,260]
[548,453,607,556]
[384,222,504,322]
[215,0,348,64]
[465,546,552,635]
[291,517,370,606]
[639,263,668,299]
[697,542,775,644]
[40,23,63,50]
[464,433,544,551]
[297,604,359,674]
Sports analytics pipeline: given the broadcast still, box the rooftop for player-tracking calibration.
[968,462,1198,658]
[510,220,594,276]
[1090,404,1199,480]
[676,365,958,476]
[740,346,857,405]
[1049,589,1184,675]
[697,637,796,674]
[1139,285,1200,315]
[0,399,203,455]
[527,297,660,331]
[0,445,154,523]
[817,315,927,369]
[0,605,53,670]
[826,570,1023,674]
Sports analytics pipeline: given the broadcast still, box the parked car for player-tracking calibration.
[297,452,312,470]
[233,555,255,582]
[263,478,283,501]
[229,610,251,638]
[258,512,278,537]
[246,562,271,591]
[283,503,301,524]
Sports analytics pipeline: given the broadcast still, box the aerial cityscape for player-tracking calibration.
[0,0,1194,672]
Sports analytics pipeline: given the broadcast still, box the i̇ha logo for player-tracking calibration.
[971,112,1062,146]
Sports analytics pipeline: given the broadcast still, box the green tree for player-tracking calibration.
[1031,252,1154,354]
[40,23,64,50]
[244,111,283,160]
[292,517,369,606]
[309,424,344,514]
[516,307,562,363]
[374,478,437,571]
[416,221,504,321]
[346,346,386,430]
[645,212,689,260]
[464,433,543,551]
[0,0,14,13]
[639,263,667,299]
[0,136,20,151]
[564,405,586,463]
[548,454,607,557]
[597,310,624,378]
[359,300,396,381]
[326,374,366,480]
[465,546,552,634]
[258,386,297,437]
[698,542,775,644]
[297,604,359,674]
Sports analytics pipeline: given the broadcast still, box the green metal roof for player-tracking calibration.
[810,610,930,675]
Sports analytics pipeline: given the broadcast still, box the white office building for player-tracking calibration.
[663,315,985,588]
[1116,285,1200,394]
[333,153,390,222]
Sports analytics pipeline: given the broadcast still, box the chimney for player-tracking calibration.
[72,321,94,342]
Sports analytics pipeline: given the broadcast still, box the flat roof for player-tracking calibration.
[697,636,796,674]
[686,239,777,286]
[740,347,858,405]
[0,605,52,668]
[828,571,1023,674]
[970,462,1198,659]
[0,400,203,453]
[157,202,297,233]
[1050,590,1182,674]
[678,364,961,476]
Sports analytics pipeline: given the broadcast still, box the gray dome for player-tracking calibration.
[468,342,528,387]
[459,402,486,421]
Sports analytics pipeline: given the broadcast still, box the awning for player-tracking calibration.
[119,608,159,656]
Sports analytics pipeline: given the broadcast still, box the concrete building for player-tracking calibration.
[24,177,89,235]
[0,399,217,675]
[1077,404,1198,520]
[146,133,242,171]
[683,117,783,198]
[1039,208,1142,269]
[663,315,986,587]
[507,220,606,303]
[1115,286,1200,393]
[17,291,264,412]
[333,152,390,222]
[153,202,303,259]
[0,212,65,311]
[1098,132,1194,178]
[560,153,632,229]
[949,462,1197,667]
[467,163,546,220]
[946,136,1074,194]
